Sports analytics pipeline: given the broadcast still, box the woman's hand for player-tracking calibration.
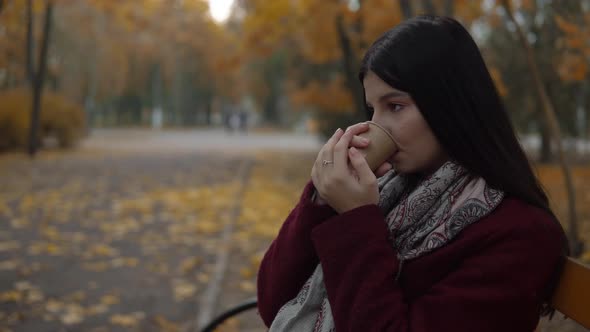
[312,123,393,206]
[346,123,393,177]
[311,125,380,214]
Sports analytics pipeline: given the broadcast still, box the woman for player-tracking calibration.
[257,15,568,331]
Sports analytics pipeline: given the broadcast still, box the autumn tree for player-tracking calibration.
[31,0,233,127]
[500,0,583,256]
[26,0,54,156]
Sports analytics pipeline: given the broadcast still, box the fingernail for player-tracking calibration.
[349,147,357,155]
[335,128,341,134]
[361,137,369,144]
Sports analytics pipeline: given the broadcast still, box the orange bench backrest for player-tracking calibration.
[550,257,590,329]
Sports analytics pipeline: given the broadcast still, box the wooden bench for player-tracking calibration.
[201,257,590,331]
[549,257,590,329]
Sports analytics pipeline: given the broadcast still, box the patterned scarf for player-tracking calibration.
[269,161,504,331]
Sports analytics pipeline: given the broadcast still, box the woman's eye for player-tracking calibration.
[388,103,404,112]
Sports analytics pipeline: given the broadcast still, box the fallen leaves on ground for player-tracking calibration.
[0,151,246,330]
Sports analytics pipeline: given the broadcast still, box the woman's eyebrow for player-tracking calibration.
[379,91,410,102]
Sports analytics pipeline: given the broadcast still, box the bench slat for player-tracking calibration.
[550,257,590,329]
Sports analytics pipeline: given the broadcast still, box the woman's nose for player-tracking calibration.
[369,113,395,136]
[370,111,384,126]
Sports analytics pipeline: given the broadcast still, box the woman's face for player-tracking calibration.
[363,70,448,175]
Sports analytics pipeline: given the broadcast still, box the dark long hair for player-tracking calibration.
[359,15,568,315]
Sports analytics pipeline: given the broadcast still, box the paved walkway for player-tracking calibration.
[80,129,323,153]
[0,129,322,332]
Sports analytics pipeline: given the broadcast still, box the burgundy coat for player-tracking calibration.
[257,181,565,331]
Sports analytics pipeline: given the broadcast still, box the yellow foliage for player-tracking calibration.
[293,1,343,63]
[242,0,297,58]
[557,53,588,82]
[555,15,582,36]
[361,0,403,47]
[172,279,197,301]
[451,0,483,25]
[0,89,85,151]
[109,312,145,327]
[0,290,23,303]
[289,75,354,113]
[565,36,586,49]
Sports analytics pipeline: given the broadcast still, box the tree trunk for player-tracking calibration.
[421,0,436,14]
[336,15,366,118]
[26,0,34,84]
[575,81,588,160]
[399,0,413,19]
[356,0,366,50]
[261,63,281,125]
[28,0,53,157]
[263,93,277,124]
[502,0,583,256]
[150,63,163,129]
[539,121,552,162]
[444,0,453,16]
[205,95,212,126]
[576,81,588,139]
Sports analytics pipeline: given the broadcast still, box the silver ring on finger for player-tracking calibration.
[322,160,334,166]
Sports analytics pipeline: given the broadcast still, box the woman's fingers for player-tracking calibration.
[345,122,370,135]
[349,135,370,148]
[316,128,344,166]
[348,147,376,185]
[333,123,370,168]
[333,129,356,170]
[327,127,344,145]
[375,162,392,177]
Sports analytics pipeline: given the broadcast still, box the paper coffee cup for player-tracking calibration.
[356,121,397,172]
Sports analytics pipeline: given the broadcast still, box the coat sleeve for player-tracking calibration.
[257,180,337,327]
[310,204,564,332]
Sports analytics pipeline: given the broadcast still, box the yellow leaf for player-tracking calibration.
[239,281,255,292]
[179,257,201,274]
[109,312,145,327]
[154,315,180,332]
[0,241,20,252]
[60,305,85,325]
[0,261,18,271]
[172,280,197,301]
[14,281,32,291]
[86,303,109,316]
[100,294,120,306]
[41,225,60,240]
[45,243,62,255]
[0,291,22,303]
[555,15,582,35]
[239,267,253,279]
[197,272,210,283]
[125,257,139,267]
[26,289,44,303]
[65,291,86,303]
[45,299,64,313]
[10,218,29,229]
[88,244,119,257]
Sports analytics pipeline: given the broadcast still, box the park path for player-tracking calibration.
[0,129,320,332]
